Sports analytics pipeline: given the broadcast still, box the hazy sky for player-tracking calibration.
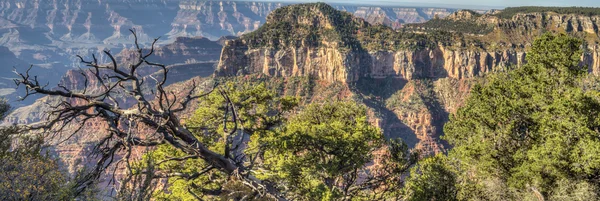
[252,0,600,9]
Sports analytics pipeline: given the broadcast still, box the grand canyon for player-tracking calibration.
[2,0,600,200]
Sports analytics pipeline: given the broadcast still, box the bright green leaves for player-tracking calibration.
[143,80,417,200]
[256,101,383,200]
[443,33,600,199]
[147,81,297,200]
[526,33,586,85]
[404,154,458,201]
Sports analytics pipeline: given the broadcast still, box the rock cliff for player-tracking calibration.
[218,5,600,83]
[216,4,600,154]
[0,0,466,105]
[216,4,531,82]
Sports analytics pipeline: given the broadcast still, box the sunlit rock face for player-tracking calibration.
[0,0,457,105]
[216,4,600,155]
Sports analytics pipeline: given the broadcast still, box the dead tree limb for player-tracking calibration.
[14,30,285,200]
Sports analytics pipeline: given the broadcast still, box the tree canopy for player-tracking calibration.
[137,82,417,200]
[256,101,382,200]
[443,33,600,199]
[0,100,81,200]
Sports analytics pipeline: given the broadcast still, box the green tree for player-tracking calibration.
[403,154,458,201]
[143,84,417,200]
[0,99,78,200]
[254,101,415,200]
[443,33,600,200]
[144,82,297,200]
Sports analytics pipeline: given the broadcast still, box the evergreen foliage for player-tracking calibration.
[443,33,600,199]
[403,154,458,201]
[145,82,298,200]
[0,100,80,200]
[252,101,417,200]
[255,101,381,199]
[142,81,416,200]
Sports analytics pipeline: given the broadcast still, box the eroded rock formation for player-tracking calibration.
[216,3,600,155]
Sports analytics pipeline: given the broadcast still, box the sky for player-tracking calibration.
[248,0,600,9]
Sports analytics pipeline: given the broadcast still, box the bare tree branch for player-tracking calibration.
[13,30,286,200]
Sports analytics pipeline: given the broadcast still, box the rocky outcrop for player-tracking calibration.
[0,0,469,105]
[117,36,223,66]
[218,40,359,83]
[218,5,600,82]
[494,13,600,35]
[367,47,526,79]
[218,40,527,82]
[216,4,600,155]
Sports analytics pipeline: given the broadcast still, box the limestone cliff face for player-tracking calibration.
[584,44,600,75]
[494,13,600,35]
[218,41,528,82]
[218,40,362,83]
[218,7,600,83]
[367,47,527,79]
[216,4,600,155]
[443,10,600,36]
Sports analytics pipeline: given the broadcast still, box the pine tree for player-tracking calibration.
[444,33,600,199]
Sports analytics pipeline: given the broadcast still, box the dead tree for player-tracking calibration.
[13,30,284,200]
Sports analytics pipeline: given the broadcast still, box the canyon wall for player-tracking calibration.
[216,38,527,154]
[218,41,532,82]
[216,4,600,154]
[218,9,600,83]
[0,0,461,105]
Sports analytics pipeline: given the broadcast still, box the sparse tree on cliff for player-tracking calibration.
[13,30,288,200]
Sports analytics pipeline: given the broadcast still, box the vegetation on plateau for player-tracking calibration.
[241,3,452,51]
[405,19,494,35]
[495,6,600,19]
